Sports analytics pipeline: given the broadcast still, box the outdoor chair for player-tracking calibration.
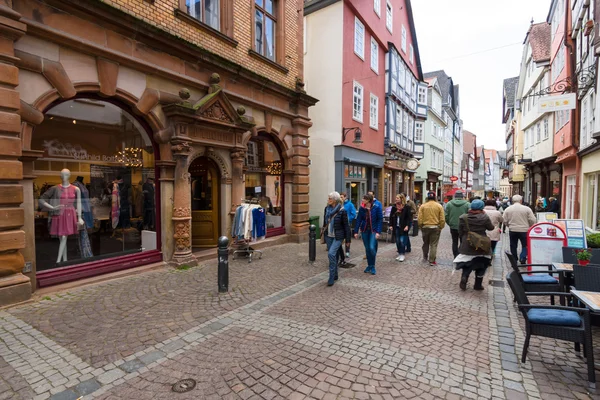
[572,264,600,293]
[505,251,564,304]
[506,271,596,387]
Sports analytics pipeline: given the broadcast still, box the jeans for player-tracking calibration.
[509,231,528,262]
[394,228,408,255]
[450,228,461,258]
[325,236,342,281]
[406,226,412,252]
[491,240,498,255]
[422,227,441,263]
[361,231,378,269]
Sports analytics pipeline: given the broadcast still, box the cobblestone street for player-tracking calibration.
[1,229,600,400]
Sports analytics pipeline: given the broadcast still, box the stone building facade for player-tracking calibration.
[0,0,316,306]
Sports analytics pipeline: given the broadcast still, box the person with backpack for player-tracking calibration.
[354,193,383,275]
[445,190,470,258]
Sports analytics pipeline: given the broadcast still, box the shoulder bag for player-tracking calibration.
[464,215,491,253]
[321,209,340,244]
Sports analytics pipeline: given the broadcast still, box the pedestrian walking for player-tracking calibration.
[484,199,503,257]
[322,192,351,286]
[354,193,383,275]
[389,194,412,262]
[455,199,494,290]
[503,194,536,264]
[402,192,417,252]
[340,192,356,260]
[547,196,560,217]
[444,190,470,258]
[418,191,445,266]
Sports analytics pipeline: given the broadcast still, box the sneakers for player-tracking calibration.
[346,252,350,258]
[395,255,405,262]
[429,261,437,266]
[370,267,376,275]
[364,266,371,273]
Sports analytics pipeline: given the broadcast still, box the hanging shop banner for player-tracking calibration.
[537,212,558,223]
[527,222,567,267]
[538,93,577,112]
[549,219,587,249]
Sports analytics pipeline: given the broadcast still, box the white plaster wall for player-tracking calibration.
[304,3,343,219]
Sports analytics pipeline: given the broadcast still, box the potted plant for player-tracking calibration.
[574,248,593,266]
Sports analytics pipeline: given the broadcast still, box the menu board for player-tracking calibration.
[550,219,587,249]
[527,222,567,267]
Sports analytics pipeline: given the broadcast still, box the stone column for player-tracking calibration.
[290,117,311,238]
[0,4,29,307]
[230,149,245,212]
[20,150,43,290]
[156,160,176,262]
[170,141,196,266]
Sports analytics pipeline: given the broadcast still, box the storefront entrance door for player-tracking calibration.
[190,157,219,247]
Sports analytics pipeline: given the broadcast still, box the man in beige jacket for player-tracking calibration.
[418,191,446,266]
[503,194,536,263]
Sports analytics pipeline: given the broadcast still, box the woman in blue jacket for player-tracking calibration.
[354,193,383,275]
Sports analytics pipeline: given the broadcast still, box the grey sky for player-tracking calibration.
[411,0,551,151]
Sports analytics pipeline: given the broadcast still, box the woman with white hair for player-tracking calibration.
[322,192,351,286]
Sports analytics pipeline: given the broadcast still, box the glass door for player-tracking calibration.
[566,175,576,219]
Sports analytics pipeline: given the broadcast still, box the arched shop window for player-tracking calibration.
[33,99,158,273]
[244,134,284,236]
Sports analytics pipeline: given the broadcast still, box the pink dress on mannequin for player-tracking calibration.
[50,185,79,236]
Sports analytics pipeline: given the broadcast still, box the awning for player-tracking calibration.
[444,187,461,197]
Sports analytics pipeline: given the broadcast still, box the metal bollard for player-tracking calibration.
[218,236,229,293]
[309,224,316,263]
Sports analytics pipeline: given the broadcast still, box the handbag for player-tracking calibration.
[464,215,491,253]
[321,209,341,244]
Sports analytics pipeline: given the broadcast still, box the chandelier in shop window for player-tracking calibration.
[116,147,143,168]
[266,161,282,175]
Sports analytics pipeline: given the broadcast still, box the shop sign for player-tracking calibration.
[538,93,576,112]
[43,139,121,162]
[450,176,458,182]
[550,219,587,248]
[189,127,235,144]
[527,222,567,267]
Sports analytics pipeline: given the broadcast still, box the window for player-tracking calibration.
[374,0,380,16]
[409,44,414,64]
[566,175,576,219]
[369,94,378,129]
[254,0,276,61]
[543,117,549,140]
[353,82,363,122]
[588,173,600,231]
[415,122,423,141]
[401,25,407,53]
[354,17,365,59]
[246,141,258,167]
[525,128,529,148]
[536,122,541,143]
[386,1,392,32]
[370,38,378,73]
[186,0,220,30]
[582,98,589,148]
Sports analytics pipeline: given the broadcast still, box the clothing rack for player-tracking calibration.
[231,199,264,263]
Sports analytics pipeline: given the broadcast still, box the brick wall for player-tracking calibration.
[99,0,300,90]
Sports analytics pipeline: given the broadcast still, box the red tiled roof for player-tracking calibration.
[529,23,551,63]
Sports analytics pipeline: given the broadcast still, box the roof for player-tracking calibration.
[527,23,551,63]
[503,77,519,108]
[423,70,455,109]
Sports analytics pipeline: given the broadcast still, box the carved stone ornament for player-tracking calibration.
[174,221,191,251]
[181,172,191,184]
[203,102,233,123]
[171,141,191,155]
[230,150,245,161]
[173,207,191,218]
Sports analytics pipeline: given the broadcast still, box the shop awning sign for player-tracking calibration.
[538,93,576,112]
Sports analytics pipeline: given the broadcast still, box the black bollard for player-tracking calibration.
[309,224,316,263]
[218,236,229,293]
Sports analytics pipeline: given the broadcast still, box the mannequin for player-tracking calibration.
[39,169,85,263]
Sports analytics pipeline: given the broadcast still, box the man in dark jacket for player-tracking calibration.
[323,192,351,286]
[547,197,560,217]
[456,199,494,290]
[445,190,470,258]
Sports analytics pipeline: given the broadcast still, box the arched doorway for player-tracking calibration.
[190,157,220,247]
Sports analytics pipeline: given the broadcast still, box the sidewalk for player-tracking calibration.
[0,230,598,399]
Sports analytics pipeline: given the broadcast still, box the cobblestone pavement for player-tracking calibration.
[1,230,600,399]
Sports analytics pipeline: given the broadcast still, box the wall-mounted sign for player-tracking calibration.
[450,176,459,182]
[538,93,576,112]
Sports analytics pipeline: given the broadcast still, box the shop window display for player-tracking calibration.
[33,99,157,272]
[244,136,283,234]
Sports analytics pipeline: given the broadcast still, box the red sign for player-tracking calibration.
[533,227,543,234]
[450,176,458,182]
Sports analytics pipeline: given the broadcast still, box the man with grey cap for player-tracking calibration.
[503,194,536,263]
[445,190,470,258]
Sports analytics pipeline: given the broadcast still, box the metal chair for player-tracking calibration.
[506,271,596,388]
[505,251,564,304]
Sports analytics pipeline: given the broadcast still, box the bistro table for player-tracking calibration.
[552,263,574,272]
[571,290,600,313]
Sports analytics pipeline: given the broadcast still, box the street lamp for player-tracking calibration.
[342,127,363,144]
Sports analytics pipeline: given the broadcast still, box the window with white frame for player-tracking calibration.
[588,173,600,231]
[370,38,378,73]
[525,128,529,148]
[369,94,378,129]
[543,117,549,140]
[409,44,414,64]
[374,0,380,16]
[354,17,364,59]
[353,82,363,122]
[395,107,402,143]
[401,25,407,53]
[385,1,392,32]
[536,122,541,143]
[418,86,426,104]
[582,98,589,148]
[566,175,576,219]
[402,110,408,138]
[415,122,423,141]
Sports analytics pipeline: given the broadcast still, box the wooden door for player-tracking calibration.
[190,157,219,247]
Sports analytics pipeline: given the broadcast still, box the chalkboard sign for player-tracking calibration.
[527,222,567,267]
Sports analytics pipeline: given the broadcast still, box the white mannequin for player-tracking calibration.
[39,169,85,263]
